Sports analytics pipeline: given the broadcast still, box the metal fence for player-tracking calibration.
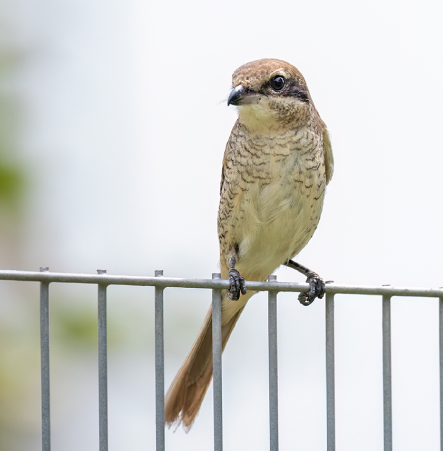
[0,268,442,451]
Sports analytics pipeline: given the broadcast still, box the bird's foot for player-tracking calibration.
[298,272,325,306]
[228,268,247,301]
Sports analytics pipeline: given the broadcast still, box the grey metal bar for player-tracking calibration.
[155,270,165,451]
[212,273,223,451]
[97,269,108,451]
[1,270,442,298]
[325,293,335,451]
[440,296,443,451]
[268,275,279,451]
[383,295,392,451]
[40,266,51,451]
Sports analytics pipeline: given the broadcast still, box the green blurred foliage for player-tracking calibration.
[51,299,125,350]
[0,163,25,211]
[0,50,26,217]
[0,22,146,451]
[0,39,33,449]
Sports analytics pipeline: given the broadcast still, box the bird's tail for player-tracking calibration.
[164,290,252,431]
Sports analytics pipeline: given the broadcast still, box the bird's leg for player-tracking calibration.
[227,256,247,301]
[284,259,326,306]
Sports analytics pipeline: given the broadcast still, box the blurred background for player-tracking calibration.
[0,0,442,449]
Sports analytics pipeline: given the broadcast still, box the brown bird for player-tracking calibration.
[165,58,334,430]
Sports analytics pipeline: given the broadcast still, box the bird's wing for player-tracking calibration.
[323,128,334,185]
[219,120,240,196]
[217,120,245,267]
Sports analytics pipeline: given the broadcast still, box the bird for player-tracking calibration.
[165,58,334,430]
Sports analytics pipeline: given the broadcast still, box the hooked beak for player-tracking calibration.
[227,85,261,106]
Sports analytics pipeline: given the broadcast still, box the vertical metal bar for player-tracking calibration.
[325,292,335,451]
[383,295,393,451]
[40,266,51,451]
[439,296,443,451]
[268,275,279,451]
[97,269,108,451]
[155,270,165,451]
[212,273,223,451]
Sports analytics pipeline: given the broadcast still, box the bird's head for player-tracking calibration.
[228,59,313,131]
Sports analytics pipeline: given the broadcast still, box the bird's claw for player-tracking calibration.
[228,268,247,301]
[298,272,325,306]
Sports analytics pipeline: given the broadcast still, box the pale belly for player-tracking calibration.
[235,175,324,281]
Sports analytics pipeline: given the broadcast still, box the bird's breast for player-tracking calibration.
[232,127,326,279]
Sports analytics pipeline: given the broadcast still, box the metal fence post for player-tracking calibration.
[155,270,165,451]
[212,273,223,451]
[439,296,443,451]
[325,292,335,451]
[40,266,51,451]
[268,275,279,451]
[97,269,108,451]
[383,295,393,451]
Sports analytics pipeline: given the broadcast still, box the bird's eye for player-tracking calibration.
[270,75,285,91]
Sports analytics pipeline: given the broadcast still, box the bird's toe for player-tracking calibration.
[228,268,246,301]
[298,273,325,306]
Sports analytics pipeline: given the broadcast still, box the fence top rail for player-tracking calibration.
[0,269,442,298]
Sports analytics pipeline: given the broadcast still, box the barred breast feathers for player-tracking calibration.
[218,119,328,281]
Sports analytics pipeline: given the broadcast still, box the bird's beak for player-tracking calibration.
[227,85,260,106]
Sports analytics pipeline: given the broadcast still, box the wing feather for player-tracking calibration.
[323,128,334,185]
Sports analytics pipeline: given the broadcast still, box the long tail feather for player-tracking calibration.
[165,290,251,430]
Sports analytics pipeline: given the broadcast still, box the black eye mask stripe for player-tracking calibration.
[260,78,309,102]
